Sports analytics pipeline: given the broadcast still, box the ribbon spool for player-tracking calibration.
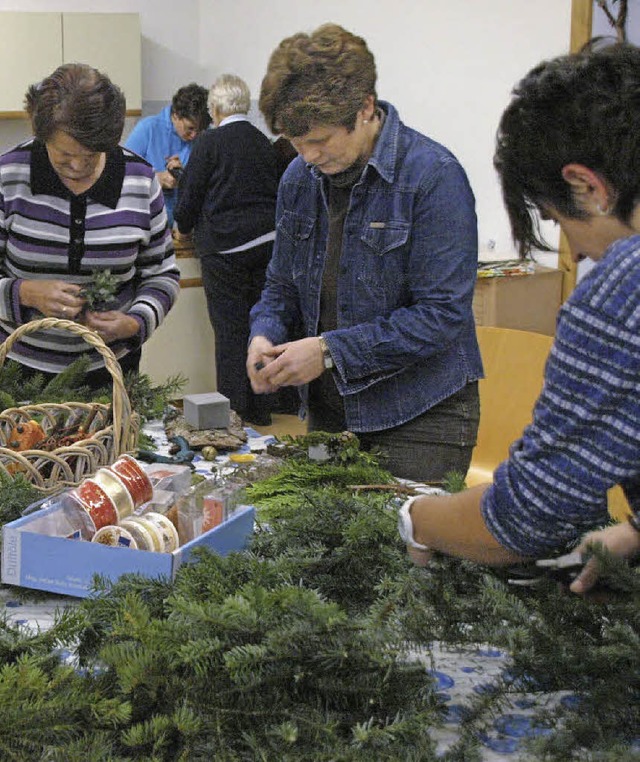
[92,525,138,549]
[92,466,134,519]
[109,454,153,508]
[73,478,119,530]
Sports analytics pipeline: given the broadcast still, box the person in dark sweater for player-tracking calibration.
[174,74,279,426]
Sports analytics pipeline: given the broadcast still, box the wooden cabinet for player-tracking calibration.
[0,13,61,114]
[472,265,563,337]
[62,13,141,112]
[0,12,141,116]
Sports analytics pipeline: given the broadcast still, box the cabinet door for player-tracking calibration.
[0,12,62,113]
[62,13,142,113]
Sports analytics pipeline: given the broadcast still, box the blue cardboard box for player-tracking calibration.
[1,502,254,598]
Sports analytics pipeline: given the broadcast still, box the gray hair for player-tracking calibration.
[208,74,251,117]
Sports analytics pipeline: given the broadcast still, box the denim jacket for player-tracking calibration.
[249,101,483,432]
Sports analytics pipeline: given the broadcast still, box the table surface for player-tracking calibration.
[1,422,570,760]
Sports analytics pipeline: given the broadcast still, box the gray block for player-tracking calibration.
[183,392,230,430]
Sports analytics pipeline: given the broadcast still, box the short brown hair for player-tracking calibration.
[25,63,125,151]
[259,23,377,137]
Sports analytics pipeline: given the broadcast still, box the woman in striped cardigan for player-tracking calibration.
[0,63,180,389]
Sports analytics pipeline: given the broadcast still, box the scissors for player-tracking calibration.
[506,551,584,588]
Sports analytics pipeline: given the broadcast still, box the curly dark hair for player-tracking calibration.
[25,63,125,151]
[494,42,640,257]
[259,23,377,137]
[171,83,211,131]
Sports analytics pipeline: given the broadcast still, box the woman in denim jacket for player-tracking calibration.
[248,23,482,482]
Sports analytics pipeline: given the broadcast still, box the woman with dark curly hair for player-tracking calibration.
[401,43,640,594]
[0,63,179,389]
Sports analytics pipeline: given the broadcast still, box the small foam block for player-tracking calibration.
[183,392,230,430]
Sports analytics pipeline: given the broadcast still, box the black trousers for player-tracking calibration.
[309,376,480,483]
[199,242,277,422]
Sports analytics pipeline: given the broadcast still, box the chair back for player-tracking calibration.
[467,326,553,487]
[467,325,630,521]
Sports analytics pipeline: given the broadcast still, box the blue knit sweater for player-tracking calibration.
[482,235,640,556]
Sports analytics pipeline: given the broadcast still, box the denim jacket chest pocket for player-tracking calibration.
[354,221,411,307]
[277,210,318,284]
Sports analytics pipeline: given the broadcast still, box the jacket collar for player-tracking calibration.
[30,138,125,208]
[366,100,398,184]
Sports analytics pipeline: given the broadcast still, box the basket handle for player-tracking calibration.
[0,317,134,454]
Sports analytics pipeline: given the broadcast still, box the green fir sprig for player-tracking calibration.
[79,269,119,312]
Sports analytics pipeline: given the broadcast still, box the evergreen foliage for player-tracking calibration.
[79,269,120,312]
[120,371,187,424]
[0,472,41,530]
[0,432,638,759]
[0,358,96,410]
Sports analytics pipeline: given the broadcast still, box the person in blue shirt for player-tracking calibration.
[125,83,210,225]
[400,42,640,595]
[248,23,482,483]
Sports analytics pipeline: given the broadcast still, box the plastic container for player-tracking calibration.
[142,463,192,496]
[21,491,97,541]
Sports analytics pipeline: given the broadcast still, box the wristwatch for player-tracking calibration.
[318,335,334,370]
[628,512,640,534]
[397,495,429,551]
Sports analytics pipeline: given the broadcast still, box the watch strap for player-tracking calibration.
[318,335,334,369]
[398,494,429,551]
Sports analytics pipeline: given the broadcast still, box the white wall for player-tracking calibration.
[198,0,571,261]
[0,0,572,261]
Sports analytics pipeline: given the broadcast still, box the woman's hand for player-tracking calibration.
[259,337,325,388]
[85,310,140,344]
[247,336,281,393]
[569,520,640,595]
[19,280,84,319]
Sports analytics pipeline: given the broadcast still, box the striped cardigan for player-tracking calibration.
[0,138,180,373]
[482,234,640,556]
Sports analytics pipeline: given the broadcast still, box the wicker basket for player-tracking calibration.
[0,317,139,493]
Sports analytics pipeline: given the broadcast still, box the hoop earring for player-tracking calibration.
[362,119,369,124]
[596,202,610,216]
